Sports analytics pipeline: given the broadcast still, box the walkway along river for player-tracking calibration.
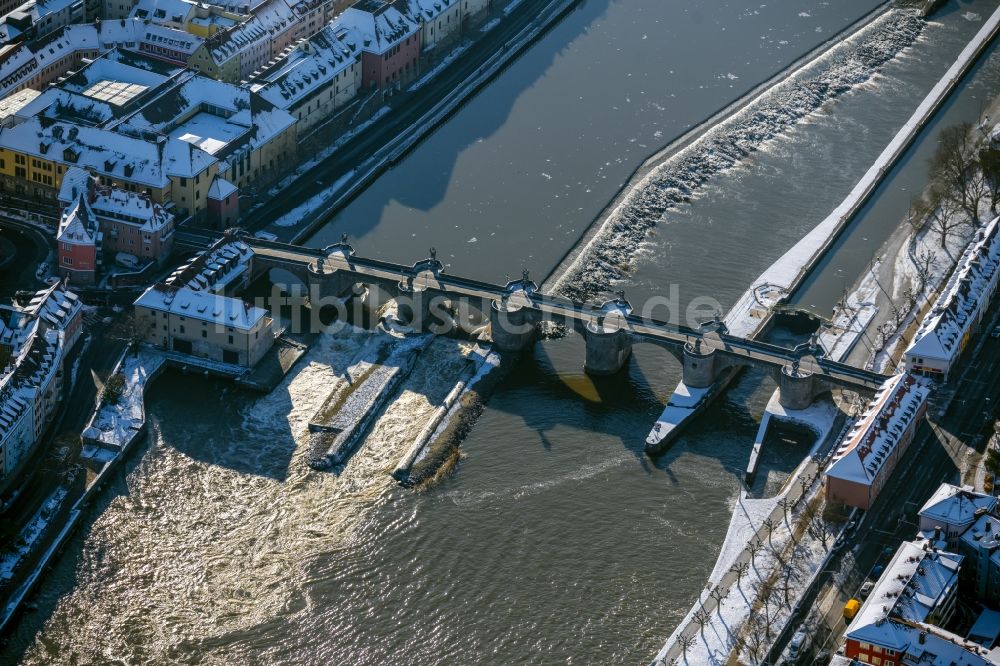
[8,1,1000,664]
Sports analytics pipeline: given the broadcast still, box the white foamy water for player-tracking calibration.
[15,331,478,664]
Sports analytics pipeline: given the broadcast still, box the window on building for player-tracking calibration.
[179,325,185,333]
[201,330,207,338]
[62,256,72,265]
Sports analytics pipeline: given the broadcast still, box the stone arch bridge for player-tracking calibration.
[225,235,891,410]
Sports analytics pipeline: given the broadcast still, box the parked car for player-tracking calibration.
[844,598,861,620]
[859,580,875,599]
[787,628,811,662]
[114,252,139,270]
[991,325,1000,339]
[253,231,278,242]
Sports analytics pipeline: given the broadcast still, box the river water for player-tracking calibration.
[8,1,1000,664]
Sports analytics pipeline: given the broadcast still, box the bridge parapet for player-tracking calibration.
[504,269,538,297]
[322,233,356,258]
[411,247,445,278]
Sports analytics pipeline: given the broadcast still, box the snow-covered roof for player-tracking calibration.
[960,513,1000,561]
[61,54,175,98]
[135,283,266,330]
[400,0,455,23]
[130,0,196,25]
[847,541,962,649]
[0,21,196,100]
[920,483,997,531]
[0,375,32,441]
[11,326,61,391]
[206,0,295,64]
[826,374,929,486]
[248,22,360,110]
[0,88,40,123]
[56,192,99,245]
[18,87,118,125]
[207,174,236,199]
[165,237,252,292]
[0,115,213,187]
[334,3,419,56]
[56,164,93,204]
[907,216,1000,364]
[90,186,173,231]
[119,74,294,162]
[140,22,202,56]
[0,305,38,361]
[16,280,82,333]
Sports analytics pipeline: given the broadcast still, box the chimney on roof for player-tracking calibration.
[919,631,927,644]
[934,526,942,540]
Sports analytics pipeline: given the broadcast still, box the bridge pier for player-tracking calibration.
[489,298,537,352]
[584,319,632,375]
[778,364,821,410]
[682,342,719,388]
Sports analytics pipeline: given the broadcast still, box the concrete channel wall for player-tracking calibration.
[653,5,1000,664]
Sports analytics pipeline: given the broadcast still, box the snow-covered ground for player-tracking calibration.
[645,382,712,449]
[870,216,979,373]
[0,485,70,584]
[82,350,165,453]
[654,452,835,666]
[409,41,472,92]
[271,170,357,228]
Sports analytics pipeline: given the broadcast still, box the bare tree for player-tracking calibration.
[709,586,729,615]
[930,122,989,225]
[731,561,750,589]
[743,618,768,666]
[779,560,801,608]
[753,578,779,640]
[678,634,696,661]
[762,518,779,550]
[913,247,937,294]
[912,184,969,249]
[778,498,795,528]
[981,145,1000,212]
[808,515,835,548]
[109,309,154,356]
[693,609,710,639]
